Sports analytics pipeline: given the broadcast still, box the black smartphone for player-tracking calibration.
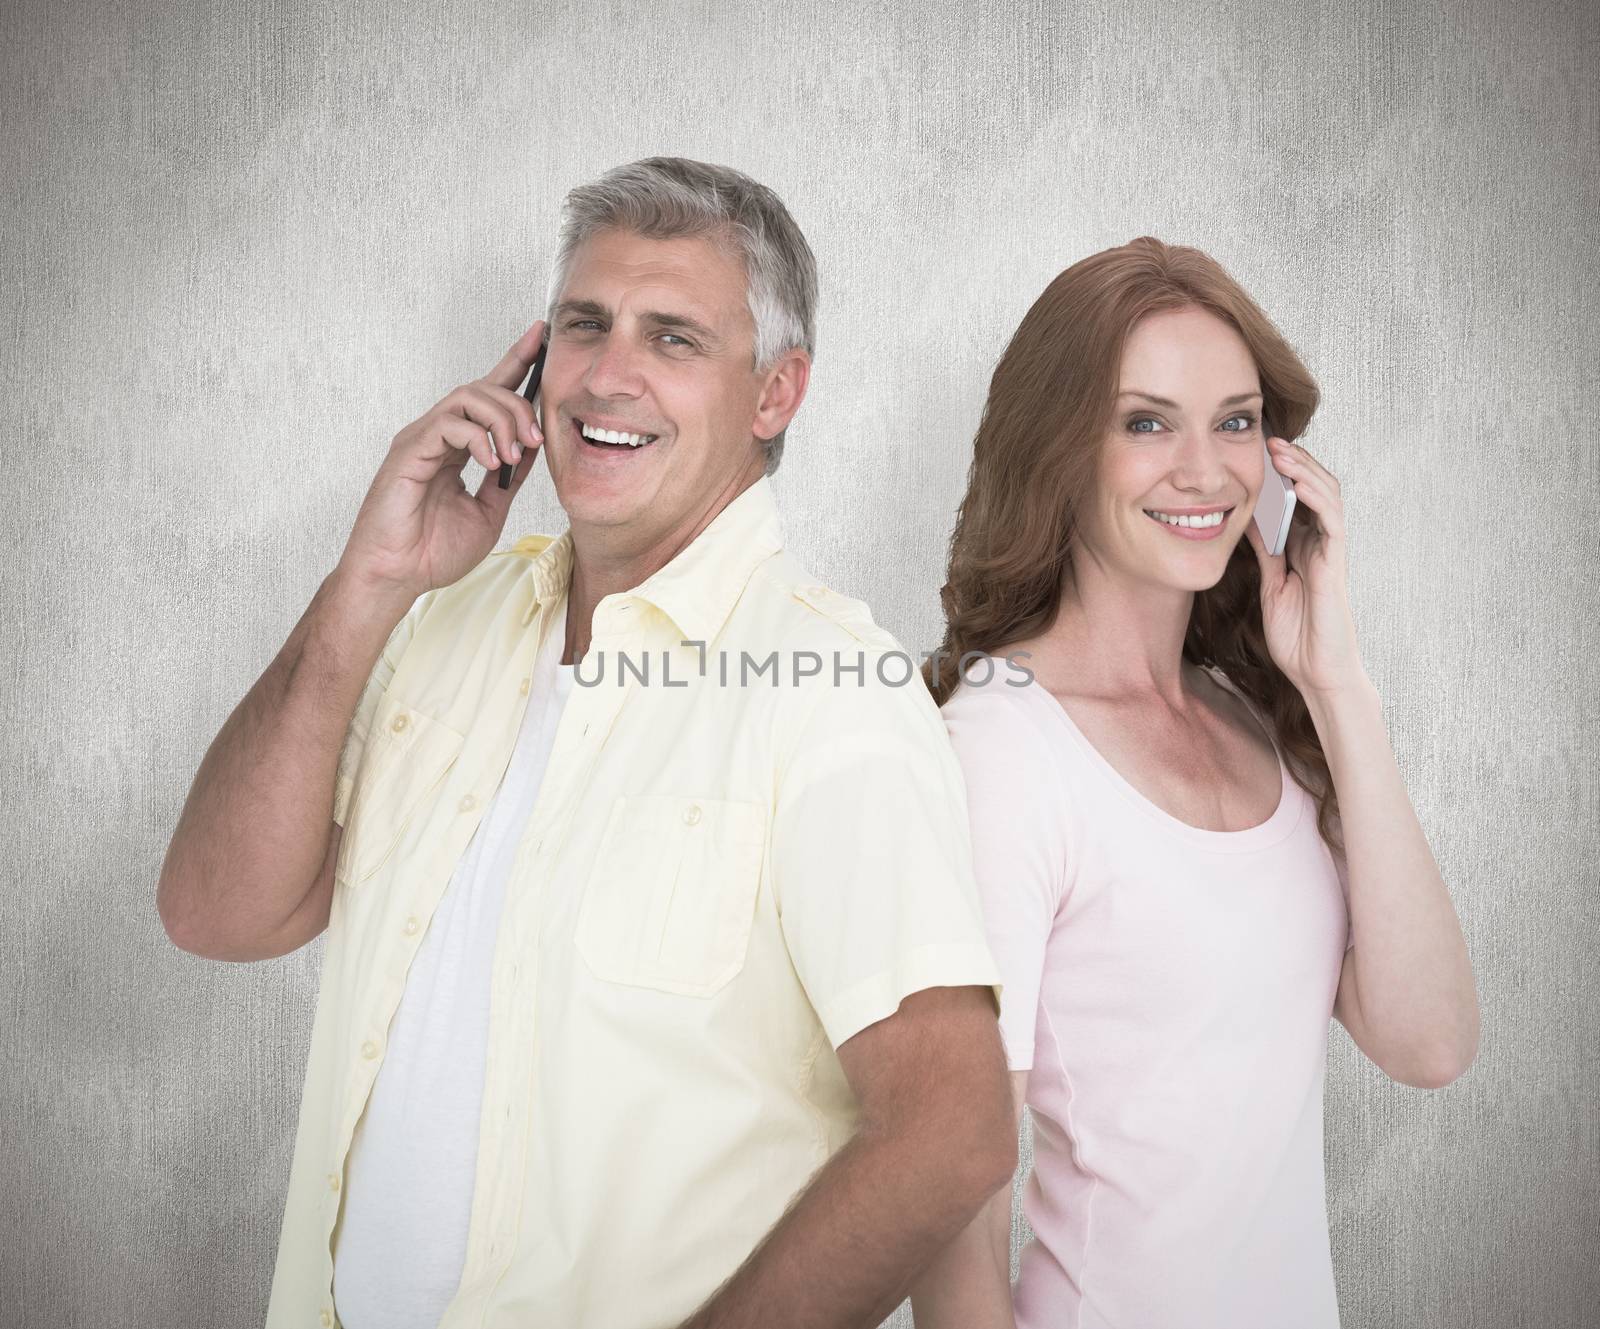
[498,337,548,489]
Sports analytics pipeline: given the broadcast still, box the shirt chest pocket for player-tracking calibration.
[574,795,767,998]
[336,694,467,890]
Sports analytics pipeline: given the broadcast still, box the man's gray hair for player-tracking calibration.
[545,157,818,474]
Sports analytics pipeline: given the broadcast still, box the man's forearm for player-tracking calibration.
[156,565,413,959]
[908,1179,1016,1329]
[678,1119,1010,1329]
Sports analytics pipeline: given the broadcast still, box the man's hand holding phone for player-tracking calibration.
[335,320,548,613]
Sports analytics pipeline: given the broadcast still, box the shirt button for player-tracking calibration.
[327,1172,340,1192]
[320,1310,333,1327]
[360,1039,380,1060]
[458,794,478,813]
[519,677,530,694]
[389,713,409,734]
[403,916,420,936]
[683,803,702,826]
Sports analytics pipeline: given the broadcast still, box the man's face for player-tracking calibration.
[540,227,784,549]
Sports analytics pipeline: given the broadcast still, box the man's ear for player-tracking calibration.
[751,348,811,441]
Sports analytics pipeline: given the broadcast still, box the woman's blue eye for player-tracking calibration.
[1130,417,1161,433]
[1221,414,1256,432]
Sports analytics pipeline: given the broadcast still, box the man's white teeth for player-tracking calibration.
[1146,510,1226,528]
[581,422,655,447]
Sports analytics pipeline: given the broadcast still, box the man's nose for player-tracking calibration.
[582,331,646,399]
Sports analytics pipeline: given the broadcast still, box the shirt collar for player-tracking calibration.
[516,475,785,643]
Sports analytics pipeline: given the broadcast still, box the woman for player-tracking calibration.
[910,238,1478,1329]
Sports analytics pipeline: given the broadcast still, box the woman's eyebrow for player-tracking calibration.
[1118,390,1264,407]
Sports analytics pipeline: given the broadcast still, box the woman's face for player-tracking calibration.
[1076,304,1267,594]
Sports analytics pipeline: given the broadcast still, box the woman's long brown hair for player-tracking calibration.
[922,236,1343,854]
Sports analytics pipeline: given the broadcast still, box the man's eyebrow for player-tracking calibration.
[552,300,724,349]
[643,310,721,345]
[553,298,610,320]
[1118,389,1264,408]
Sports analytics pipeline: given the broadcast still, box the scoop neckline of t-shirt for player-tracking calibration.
[971,655,1303,851]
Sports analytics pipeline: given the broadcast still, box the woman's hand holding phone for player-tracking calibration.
[1243,434,1367,698]
[335,320,547,611]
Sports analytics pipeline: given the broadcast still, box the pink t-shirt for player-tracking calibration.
[942,660,1351,1329]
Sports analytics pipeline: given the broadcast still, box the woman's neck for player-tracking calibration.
[1020,558,1197,705]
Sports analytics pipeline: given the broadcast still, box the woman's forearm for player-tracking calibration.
[1306,674,1479,1085]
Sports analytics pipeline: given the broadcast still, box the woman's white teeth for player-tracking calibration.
[581,422,654,447]
[1147,510,1226,528]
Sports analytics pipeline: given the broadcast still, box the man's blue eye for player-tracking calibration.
[660,334,692,348]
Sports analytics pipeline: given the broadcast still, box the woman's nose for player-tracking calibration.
[1169,428,1230,491]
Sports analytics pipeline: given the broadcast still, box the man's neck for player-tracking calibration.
[559,471,763,664]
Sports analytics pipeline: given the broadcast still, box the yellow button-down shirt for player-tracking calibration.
[264,475,1001,1329]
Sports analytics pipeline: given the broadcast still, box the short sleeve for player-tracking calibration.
[331,591,431,828]
[770,654,1002,1050]
[941,684,1070,1072]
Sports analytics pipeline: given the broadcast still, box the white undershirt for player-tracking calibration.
[332,623,574,1329]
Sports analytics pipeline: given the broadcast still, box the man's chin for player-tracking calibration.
[553,476,653,530]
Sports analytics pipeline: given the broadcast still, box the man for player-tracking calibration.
[158,157,1014,1329]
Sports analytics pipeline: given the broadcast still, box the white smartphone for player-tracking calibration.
[1252,417,1296,556]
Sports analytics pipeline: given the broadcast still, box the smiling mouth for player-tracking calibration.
[575,417,659,450]
[1143,507,1234,529]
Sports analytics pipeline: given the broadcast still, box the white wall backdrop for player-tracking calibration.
[3,0,1595,1324]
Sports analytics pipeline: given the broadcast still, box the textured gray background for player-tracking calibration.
[3,0,1596,1325]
